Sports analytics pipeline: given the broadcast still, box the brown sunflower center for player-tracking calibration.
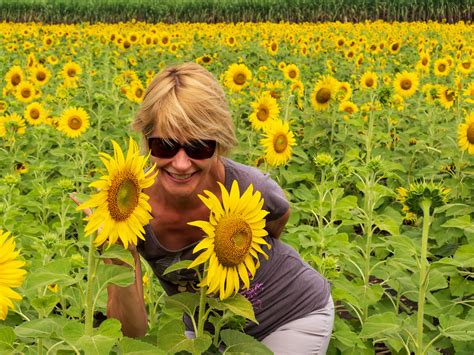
[316,88,331,104]
[162,37,169,45]
[68,116,82,130]
[344,105,354,114]
[135,88,143,97]
[438,64,446,72]
[233,73,246,85]
[422,58,428,65]
[30,108,40,119]
[401,79,412,90]
[271,43,277,51]
[67,68,77,77]
[107,175,140,221]
[11,74,21,86]
[462,61,471,69]
[365,78,374,87]
[445,90,455,101]
[467,123,474,144]
[36,71,46,81]
[289,70,297,78]
[391,43,399,51]
[214,215,252,267]
[273,133,288,153]
[203,56,211,63]
[21,88,32,98]
[257,107,269,121]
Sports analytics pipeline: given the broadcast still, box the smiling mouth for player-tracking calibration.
[165,170,197,181]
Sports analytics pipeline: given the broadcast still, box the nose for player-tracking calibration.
[170,148,192,171]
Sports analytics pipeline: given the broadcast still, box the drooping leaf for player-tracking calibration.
[220,329,272,354]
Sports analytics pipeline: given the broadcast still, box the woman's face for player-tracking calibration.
[150,139,220,199]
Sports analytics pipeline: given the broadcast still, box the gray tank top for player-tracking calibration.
[137,157,330,340]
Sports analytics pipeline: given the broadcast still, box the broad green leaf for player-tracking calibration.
[96,263,135,289]
[97,318,122,338]
[30,294,60,318]
[374,214,399,236]
[441,215,472,230]
[15,318,67,339]
[119,337,166,354]
[208,293,257,324]
[164,292,201,318]
[24,259,76,291]
[359,312,400,338]
[221,329,272,354]
[439,314,474,341]
[62,320,84,343]
[332,318,366,348]
[0,326,15,350]
[453,245,474,268]
[163,260,193,275]
[157,320,211,354]
[100,244,135,267]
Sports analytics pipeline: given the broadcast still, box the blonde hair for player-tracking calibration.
[132,62,237,155]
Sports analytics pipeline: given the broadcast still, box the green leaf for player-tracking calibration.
[30,294,60,318]
[164,292,201,318]
[119,337,166,354]
[96,263,135,289]
[163,260,193,275]
[15,318,67,339]
[453,245,474,268]
[24,259,76,292]
[157,320,211,354]
[221,329,272,354]
[359,312,400,338]
[332,318,366,349]
[374,214,399,236]
[67,319,122,355]
[0,326,15,350]
[441,215,472,230]
[439,314,474,341]
[208,293,258,324]
[100,244,135,267]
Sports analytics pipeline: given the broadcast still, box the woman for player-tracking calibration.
[106,62,334,354]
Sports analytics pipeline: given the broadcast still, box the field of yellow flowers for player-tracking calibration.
[0,21,473,354]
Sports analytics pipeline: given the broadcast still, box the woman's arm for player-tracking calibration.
[265,208,290,239]
[105,247,148,337]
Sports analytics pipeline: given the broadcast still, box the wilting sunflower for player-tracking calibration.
[187,180,270,300]
[283,64,300,81]
[224,63,252,92]
[397,181,449,217]
[393,71,419,98]
[24,102,47,126]
[249,92,280,131]
[58,107,90,138]
[260,119,296,166]
[360,71,378,90]
[78,137,157,248]
[438,86,456,109]
[433,58,450,77]
[5,66,24,89]
[14,81,36,103]
[0,229,27,320]
[458,112,474,155]
[311,75,339,111]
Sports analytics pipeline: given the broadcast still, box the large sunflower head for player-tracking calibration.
[260,119,296,167]
[30,65,52,86]
[438,86,456,109]
[393,71,419,98]
[360,71,378,90]
[0,229,27,320]
[125,80,145,104]
[187,180,270,300]
[224,63,252,92]
[248,92,280,131]
[5,66,24,88]
[311,75,338,111]
[14,81,36,103]
[58,107,90,138]
[283,64,300,81]
[433,58,450,77]
[61,62,82,81]
[78,137,157,248]
[458,112,474,155]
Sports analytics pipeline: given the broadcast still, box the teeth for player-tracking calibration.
[169,172,193,180]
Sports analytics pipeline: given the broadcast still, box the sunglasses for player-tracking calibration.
[148,137,217,160]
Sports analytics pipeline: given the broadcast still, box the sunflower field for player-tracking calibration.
[0,20,473,354]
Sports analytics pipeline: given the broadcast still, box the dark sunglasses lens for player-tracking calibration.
[148,138,179,158]
[185,140,216,159]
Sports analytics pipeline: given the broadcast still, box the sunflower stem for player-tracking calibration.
[416,199,432,354]
[196,262,208,338]
[84,234,97,337]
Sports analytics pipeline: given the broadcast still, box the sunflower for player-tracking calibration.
[187,180,270,300]
[260,119,296,166]
[5,66,24,89]
[463,82,474,103]
[58,107,90,138]
[224,63,252,92]
[457,57,473,75]
[458,112,474,155]
[0,100,8,113]
[389,41,401,54]
[0,229,26,320]
[339,101,359,115]
[24,102,47,126]
[196,55,213,65]
[360,72,378,90]
[30,65,51,86]
[283,64,300,81]
[396,181,449,217]
[433,58,450,77]
[61,62,82,82]
[393,71,419,98]
[78,137,157,248]
[337,82,352,101]
[0,113,26,137]
[438,86,456,109]
[311,75,339,111]
[125,80,145,104]
[416,52,431,73]
[14,81,37,103]
[249,92,280,131]
[268,40,278,56]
